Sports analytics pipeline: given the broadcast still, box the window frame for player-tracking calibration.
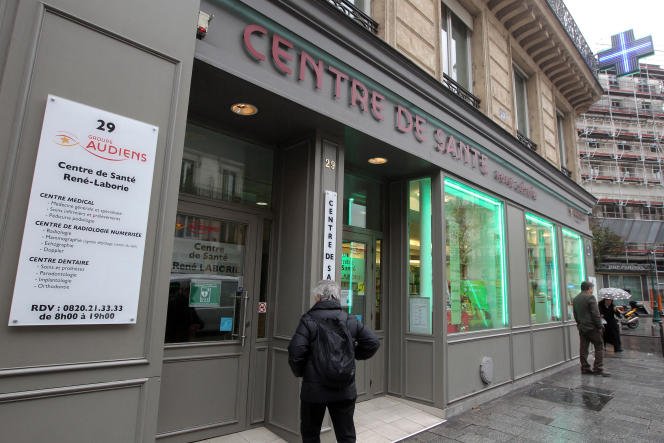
[525,213,561,324]
[444,178,508,333]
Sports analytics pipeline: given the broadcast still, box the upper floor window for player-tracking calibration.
[441,2,472,91]
[348,0,370,15]
[513,66,529,136]
[326,0,376,33]
[642,101,652,111]
[611,100,621,108]
[556,110,567,168]
[609,76,618,88]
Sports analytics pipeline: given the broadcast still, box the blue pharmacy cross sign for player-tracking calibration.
[597,30,654,77]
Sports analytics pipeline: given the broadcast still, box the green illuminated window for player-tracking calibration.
[562,228,586,320]
[525,213,560,323]
[445,178,507,333]
[408,178,432,335]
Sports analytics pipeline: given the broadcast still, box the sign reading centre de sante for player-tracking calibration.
[9,95,158,325]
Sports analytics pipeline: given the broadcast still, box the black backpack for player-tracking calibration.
[306,311,356,388]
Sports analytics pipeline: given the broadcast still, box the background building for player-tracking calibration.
[577,63,664,306]
[0,1,602,441]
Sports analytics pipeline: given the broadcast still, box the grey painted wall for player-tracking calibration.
[0,1,198,441]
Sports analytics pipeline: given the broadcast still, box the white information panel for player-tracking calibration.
[9,95,158,325]
[322,190,337,281]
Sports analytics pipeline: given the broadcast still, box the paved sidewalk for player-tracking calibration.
[401,347,664,442]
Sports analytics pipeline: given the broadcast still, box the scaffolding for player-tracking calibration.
[578,64,664,222]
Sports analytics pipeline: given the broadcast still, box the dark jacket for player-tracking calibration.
[287,300,380,403]
[572,292,603,334]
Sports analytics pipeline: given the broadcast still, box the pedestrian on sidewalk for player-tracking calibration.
[572,281,610,376]
[288,280,380,442]
[599,297,623,352]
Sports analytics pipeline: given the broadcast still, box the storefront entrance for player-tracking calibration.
[341,229,385,400]
[156,202,266,441]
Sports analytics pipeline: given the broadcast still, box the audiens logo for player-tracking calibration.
[53,131,148,163]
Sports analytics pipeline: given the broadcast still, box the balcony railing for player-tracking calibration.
[516,131,537,151]
[324,0,378,34]
[442,74,480,109]
[545,0,598,75]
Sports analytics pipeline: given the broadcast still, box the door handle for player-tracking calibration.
[239,289,249,347]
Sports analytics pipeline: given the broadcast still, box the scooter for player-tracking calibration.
[616,301,640,329]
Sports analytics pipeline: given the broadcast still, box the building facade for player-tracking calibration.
[0,0,601,441]
[577,64,664,307]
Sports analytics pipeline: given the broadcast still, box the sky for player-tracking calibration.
[563,0,664,67]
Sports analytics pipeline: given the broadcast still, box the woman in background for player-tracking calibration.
[599,297,623,352]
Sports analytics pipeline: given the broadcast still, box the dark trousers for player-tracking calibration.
[579,328,604,372]
[300,399,356,443]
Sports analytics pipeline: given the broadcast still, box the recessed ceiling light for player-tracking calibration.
[368,157,388,165]
[256,201,268,206]
[231,103,258,116]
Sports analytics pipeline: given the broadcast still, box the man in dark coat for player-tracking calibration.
[288,280,380,442]
[572,281,610,376]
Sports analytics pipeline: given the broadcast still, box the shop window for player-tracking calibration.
[408,178,433,335]
[166,214,247,343]
[445,178,507,333]
[343,173,382,230]
[526,214,561,323]
[180,123,273,207]
[562,228,586,320]
[513,66,529,137]
[441,3,472,91]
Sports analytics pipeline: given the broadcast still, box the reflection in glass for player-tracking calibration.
[562,228,585,320]
[526,213,560,323]
[608,275,643,305]
[341,241,367,323]
[343,173,382,230]
[408,178,432,335]
[375,239,382,331]
[166,213,247,343]
[180,123,273,206]
[257,220,271,338]
[445,178,507,333]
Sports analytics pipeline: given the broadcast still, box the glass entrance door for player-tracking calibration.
[157,204,262,440]
[341,230,384,400]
